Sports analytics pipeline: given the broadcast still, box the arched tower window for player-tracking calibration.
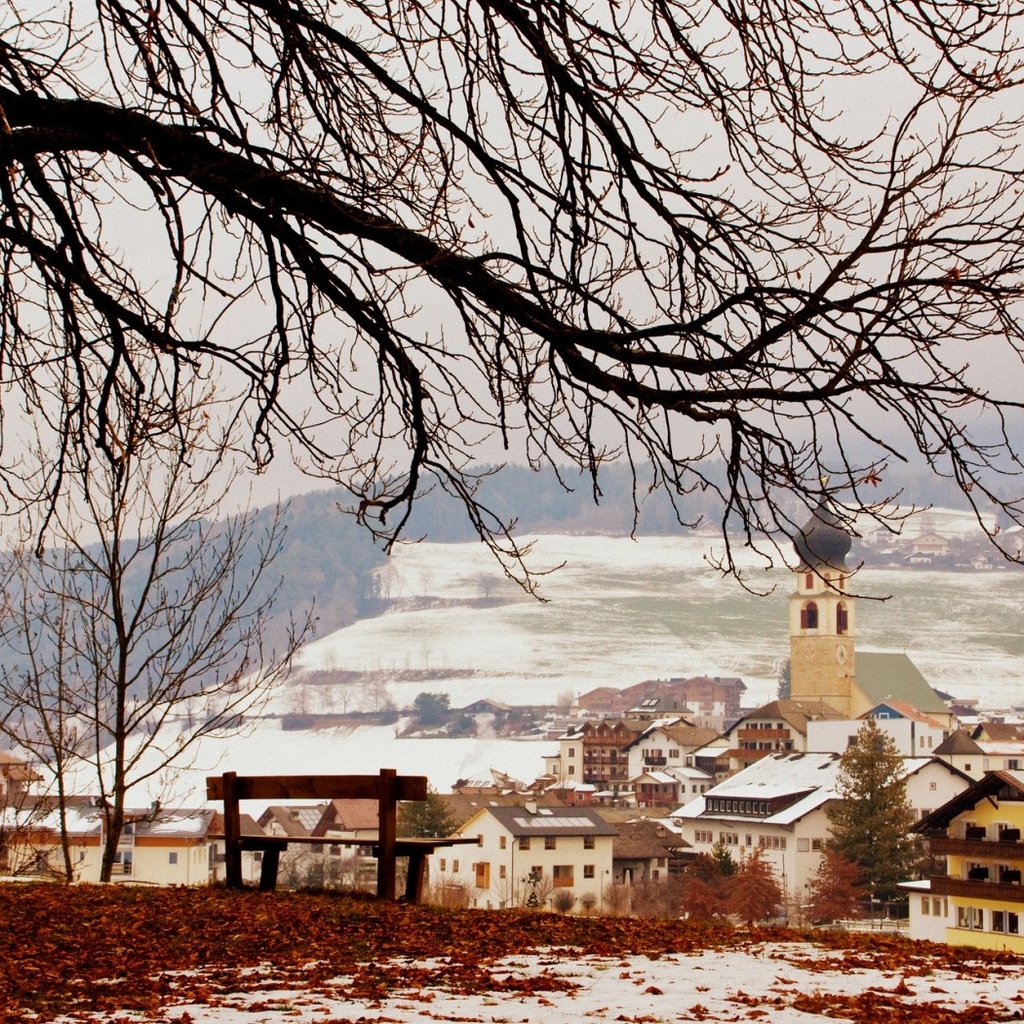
[837,603,848,635]
[804,572,814,590]
[800,602,819,629]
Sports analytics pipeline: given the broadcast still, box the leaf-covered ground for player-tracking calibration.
[3,884,1024,1023]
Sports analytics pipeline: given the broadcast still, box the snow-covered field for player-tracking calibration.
[291,531,1024,713]
[78,940,1024,1023]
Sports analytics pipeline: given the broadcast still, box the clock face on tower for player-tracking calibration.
[836,644,848,665]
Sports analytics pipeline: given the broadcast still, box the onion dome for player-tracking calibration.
[793,502,852,570]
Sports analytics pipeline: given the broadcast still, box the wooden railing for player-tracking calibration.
[926,837,1024,861]
[929,875,1024,903]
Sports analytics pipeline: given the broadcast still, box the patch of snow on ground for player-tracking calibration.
[65,942,1024,1023]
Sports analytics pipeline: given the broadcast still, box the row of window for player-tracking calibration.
[960,821,1022,841]
[706,798,772,816]
[467,862,598,888]
[516,835,596,851]
[954,905,1020,934]
[692,830,818,853]
[963,861,1022,883]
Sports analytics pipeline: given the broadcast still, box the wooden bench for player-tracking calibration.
[207,769,475,901]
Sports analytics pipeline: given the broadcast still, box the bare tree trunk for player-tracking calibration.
[0,387,313,880]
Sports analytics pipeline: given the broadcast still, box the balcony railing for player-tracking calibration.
[644,756,667,766]
[926,837,1024,861]
[930,875,1024,904]
[735,728,791,741]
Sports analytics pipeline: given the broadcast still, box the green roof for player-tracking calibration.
[855,652,949,716]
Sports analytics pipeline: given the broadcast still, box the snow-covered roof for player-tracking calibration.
[712,751,842,793]
[0,804,104,836]
[672,751,952,826]
[476,805,619,837]
[633,770,681,785]
[542,779,596,792]
[136,809,216,838]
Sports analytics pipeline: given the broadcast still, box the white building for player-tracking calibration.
[432,804,617,911]
[671,751,971,916]
[806,702,949,758]
[623,720,722,779]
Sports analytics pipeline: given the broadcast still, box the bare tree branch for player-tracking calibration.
[0,0,1022,584]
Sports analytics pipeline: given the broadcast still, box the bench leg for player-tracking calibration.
[222,771,243,889]
[258,846,281,891]
[405,851,428,902]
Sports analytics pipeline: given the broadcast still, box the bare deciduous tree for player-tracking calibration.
[0,393,311,882]
[1,2,1023,584]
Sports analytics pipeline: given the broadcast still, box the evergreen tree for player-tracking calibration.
[710,840,737,877]
[826,718,919,902]
[412,692,451,727]
[397,789,459,838]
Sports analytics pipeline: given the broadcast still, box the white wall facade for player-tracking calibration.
[432,810,614,912]
[675,804,832,919]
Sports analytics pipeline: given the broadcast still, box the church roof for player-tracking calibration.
[793,502,853,571]
[854,651,950,717]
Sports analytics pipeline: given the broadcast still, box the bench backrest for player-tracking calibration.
[208,768,427,897]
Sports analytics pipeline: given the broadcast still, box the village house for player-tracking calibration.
[611,817,692,884]
[0,753,41,806]
[723,700,845,773]
[934,724,1024,781]
[575,677,745,727]
[623,720,721,778]
[431,803,617,911]
[907,531,951,562]
[806,701,949,758]
[912,770,1024,952]
[132,809,224,885]
[256,803,328,887]
[545,718,648,797]
[0,804,101,880]
[1,803,266,885]
[310,798,380,890]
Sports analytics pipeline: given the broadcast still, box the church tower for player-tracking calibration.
[789,502,856,717]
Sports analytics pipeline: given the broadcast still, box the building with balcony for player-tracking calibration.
[913,770,1024,951]
[547,718,648,795]
[674,750,971,917]
[576,677,745,724]
[624,721,722,778]
[723,699,844,773]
